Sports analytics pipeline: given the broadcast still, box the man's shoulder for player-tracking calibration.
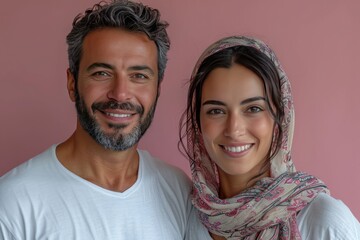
[139,149,188,174]
[0,146,56,193]
[138,149,191,186]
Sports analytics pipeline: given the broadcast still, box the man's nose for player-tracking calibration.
[106,75,132,101]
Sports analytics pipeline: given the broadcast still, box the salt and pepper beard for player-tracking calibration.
[74,89,158,151]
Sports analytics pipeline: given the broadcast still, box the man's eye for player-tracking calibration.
[132,73,149,79]
[90,71,112,81]
[93,71,110,77]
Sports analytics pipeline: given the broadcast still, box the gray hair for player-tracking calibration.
[66,0,170,83]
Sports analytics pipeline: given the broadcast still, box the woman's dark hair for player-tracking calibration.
[179,46,284,177]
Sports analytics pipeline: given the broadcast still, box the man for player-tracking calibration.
[0,1,210,239]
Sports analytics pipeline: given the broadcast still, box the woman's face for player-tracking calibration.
[200,64,274,182]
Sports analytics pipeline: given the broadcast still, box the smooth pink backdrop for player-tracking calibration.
[1,0,359,219]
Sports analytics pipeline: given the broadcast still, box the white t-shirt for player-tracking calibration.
[0,145,210,240]
[191,189,360,240]
[297,192,360,240]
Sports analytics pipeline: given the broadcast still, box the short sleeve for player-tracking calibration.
[185,205,212,240]
[0,220,16,240]
[297,193,360,240]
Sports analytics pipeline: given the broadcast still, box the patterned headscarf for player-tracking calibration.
[186,36,329,239]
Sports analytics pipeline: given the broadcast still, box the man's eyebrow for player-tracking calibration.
[128,65,155,76]
[85,63,155,77]
[86,62,114,72]
[202,97,266,106]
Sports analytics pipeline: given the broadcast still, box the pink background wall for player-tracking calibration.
[1,0,359,219]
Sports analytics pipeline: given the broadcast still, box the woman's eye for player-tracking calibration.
[207,109,225,115]
[247,106,263,113]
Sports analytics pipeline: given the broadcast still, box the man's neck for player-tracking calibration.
[56,130,140,192]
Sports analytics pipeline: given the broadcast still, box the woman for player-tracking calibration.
[179,36,360,239]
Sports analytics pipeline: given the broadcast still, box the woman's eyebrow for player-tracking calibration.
[240,96,266,105]
[202,97,266,106]
[202,100,226,106]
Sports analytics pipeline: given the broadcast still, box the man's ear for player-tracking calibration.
[67,68,76,102]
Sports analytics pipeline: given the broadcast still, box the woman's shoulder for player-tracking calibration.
[297,192,360,239]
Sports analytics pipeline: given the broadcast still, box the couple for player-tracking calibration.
[0,0,359,239]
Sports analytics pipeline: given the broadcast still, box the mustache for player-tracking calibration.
[92,101,143,115]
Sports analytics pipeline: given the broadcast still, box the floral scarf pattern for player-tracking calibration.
[188,36,329,239]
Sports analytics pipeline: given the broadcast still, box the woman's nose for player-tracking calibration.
[223,113,246,138]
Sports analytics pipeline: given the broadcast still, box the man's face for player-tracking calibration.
[68,28,159,151]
